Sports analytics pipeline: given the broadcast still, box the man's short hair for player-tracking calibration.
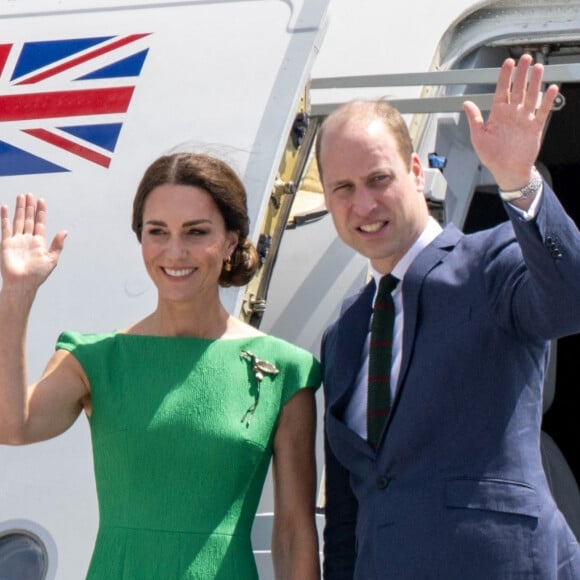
[315,100,414,180]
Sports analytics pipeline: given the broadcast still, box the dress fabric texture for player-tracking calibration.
[56,331,321,580]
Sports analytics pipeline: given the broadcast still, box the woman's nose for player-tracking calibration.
[165,237,187,258]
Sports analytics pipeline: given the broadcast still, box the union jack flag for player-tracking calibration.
[0,34,151,176]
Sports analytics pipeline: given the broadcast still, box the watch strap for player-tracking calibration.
[499,167,543,202]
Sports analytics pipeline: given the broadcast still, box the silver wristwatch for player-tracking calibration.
[498,166,543,202]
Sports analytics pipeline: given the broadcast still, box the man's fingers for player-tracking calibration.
[462,100,484,133]
[509,54,533,104]
[492,58,516,106]
[525,63,544,109]
[536,83,560,124]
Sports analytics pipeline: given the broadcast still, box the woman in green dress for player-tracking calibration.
[0,153,321,579]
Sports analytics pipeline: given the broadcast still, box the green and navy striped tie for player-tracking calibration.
[367,274,398,448]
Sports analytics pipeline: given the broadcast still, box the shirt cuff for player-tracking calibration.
[507,183,543,221]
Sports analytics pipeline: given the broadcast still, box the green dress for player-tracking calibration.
[56,331,321,580]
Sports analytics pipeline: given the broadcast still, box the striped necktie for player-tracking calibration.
[367,274,398,448]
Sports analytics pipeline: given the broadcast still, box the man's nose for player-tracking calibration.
[352,186,377,215]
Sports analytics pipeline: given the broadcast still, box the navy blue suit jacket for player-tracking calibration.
[322,183,580,579]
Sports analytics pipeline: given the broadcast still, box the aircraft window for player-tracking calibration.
[0,531,48,580]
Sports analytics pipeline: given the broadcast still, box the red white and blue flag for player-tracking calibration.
[0,34,150,176]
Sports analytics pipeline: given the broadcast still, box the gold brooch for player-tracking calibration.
[240,350,279,425]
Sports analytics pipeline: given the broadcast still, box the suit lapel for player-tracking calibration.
[395,224,462,400]
[328,224,463,452]
[332,280,375,407]
[324,280,376,460]
[375,225,463,449]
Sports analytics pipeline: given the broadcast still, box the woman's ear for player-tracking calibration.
[225,230,239,257]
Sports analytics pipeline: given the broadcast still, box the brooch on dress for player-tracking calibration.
[240,350,279,425]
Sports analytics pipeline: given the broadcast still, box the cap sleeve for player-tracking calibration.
[279,346,321,407]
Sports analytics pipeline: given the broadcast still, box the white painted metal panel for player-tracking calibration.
[0,1,329,577]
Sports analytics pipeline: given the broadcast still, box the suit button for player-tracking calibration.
[376,476,390,489]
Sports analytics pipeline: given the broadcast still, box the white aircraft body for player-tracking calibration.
[0,1,578,577]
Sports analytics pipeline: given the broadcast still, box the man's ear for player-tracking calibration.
[411,153,425,194]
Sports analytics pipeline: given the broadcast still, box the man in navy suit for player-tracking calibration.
[318,55,580,579]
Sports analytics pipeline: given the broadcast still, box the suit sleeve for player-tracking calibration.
[321,328,358,579]
[493,181,580,340]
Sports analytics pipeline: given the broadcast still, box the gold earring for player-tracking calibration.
[224,257,232,272]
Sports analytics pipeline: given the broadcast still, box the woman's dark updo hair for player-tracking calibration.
[132,153,259,287]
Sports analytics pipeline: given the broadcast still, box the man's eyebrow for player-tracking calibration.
[327,178,351,188]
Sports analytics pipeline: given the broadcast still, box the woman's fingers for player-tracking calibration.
[8,194,47,238]
[33,198,48,239]
[23,194,36,235]
[11,194,25,236]
[0,204,12,241]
